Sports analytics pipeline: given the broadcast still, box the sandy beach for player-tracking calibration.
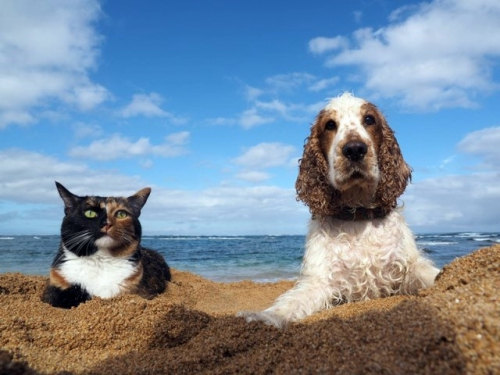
[1,245,499,374]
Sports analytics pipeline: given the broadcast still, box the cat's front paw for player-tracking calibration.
[41,284,91,309]
[236,310,288,329]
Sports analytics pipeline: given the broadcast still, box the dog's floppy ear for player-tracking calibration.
[374,114,412,209]
[295,110,341,216]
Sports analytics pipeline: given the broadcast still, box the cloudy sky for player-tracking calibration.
[1,0,500,235]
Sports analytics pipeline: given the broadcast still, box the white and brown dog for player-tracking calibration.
[239,93,439,328]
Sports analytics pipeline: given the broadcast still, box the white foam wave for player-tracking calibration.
[472,237,498,242]
[457,232,488,238]
[158,237,246,241]
[417,241,458,246]
[417,235,455,239]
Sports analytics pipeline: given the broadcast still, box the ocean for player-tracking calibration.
[0,232,498,282]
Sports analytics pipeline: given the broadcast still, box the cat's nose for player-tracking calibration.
[101,219,112,232]
[101,225,112,233]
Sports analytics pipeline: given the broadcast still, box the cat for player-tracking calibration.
[41,182,171,309]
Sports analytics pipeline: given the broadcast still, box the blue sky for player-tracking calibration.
[1,0,500,235]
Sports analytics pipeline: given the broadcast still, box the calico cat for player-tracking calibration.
[42,182,171,309]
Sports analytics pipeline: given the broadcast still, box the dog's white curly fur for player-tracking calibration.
[239,212,438,328]
[238,93,439,328]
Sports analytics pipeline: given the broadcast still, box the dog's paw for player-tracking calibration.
[236,311,288,329]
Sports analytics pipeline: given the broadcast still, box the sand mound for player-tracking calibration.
[1,245,499,374]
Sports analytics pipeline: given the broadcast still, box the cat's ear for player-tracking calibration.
[128,187,151,216]
[55,182,79,215]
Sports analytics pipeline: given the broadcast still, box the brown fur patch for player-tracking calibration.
[123,263,144,293]
[49,269,70,289]
[100,200,139,256]
[113,240,140,257]
[316,110,337,157]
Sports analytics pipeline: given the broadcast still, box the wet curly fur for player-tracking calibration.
[238,93,439,328]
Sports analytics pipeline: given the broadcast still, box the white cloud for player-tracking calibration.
[255,100,288,114]
[404,124,500,232]
[166,131,190,145]
[0,149,308,235]
[244,85,264,101]
[0,0,110,128]
[239,108,274,129]
[0,149,142,204]
[209,98,317,129]
[457,126,500,167]
[228,72,341,129]
[119,93,166,117]
[265,72,316,92]
[256,100,316,122]
[308,77,340,92]
[233,142,296,169]
[140,159,154,169]
[70,83,110,111]
[72,122,103,139]
[69,131,190,161]
[404,172,500,233]
[215,72,338,130]
[388,4,419,22]
[4,124,500,235]
[0,111,34,127]
[353,11,363,23]
[307,100,330,114]
[208,101,300,129]
[439,155,456,170]
[308,36,349,54]
[208,97,317,129]
[235,171,271,183]
[206,117,237,126]
[232,142,298,184]
[147,185,308,235]
[314,0,500,110]
[118,93,187,124]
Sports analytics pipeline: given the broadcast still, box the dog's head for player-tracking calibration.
[295,93,412,218]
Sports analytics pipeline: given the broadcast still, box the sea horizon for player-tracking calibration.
[1,232,498,282]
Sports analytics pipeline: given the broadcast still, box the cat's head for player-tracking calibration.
[55,182,151,257]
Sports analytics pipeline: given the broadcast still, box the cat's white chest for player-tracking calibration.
[58,247,137,298]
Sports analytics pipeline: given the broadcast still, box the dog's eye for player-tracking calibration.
[364,115,376,126]
[325,120,336,130]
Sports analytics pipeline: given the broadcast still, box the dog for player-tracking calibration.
[238,93,439,328]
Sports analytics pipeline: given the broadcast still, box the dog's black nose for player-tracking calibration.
[342,141,368,162]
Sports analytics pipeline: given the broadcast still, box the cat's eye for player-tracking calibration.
[115,210,129,219]
[84,210,97,219]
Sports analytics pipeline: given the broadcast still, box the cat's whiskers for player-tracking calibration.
[63,231,90,248]
[62,230,94,257]
[52,250,67,266]
[109,227,135,246]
